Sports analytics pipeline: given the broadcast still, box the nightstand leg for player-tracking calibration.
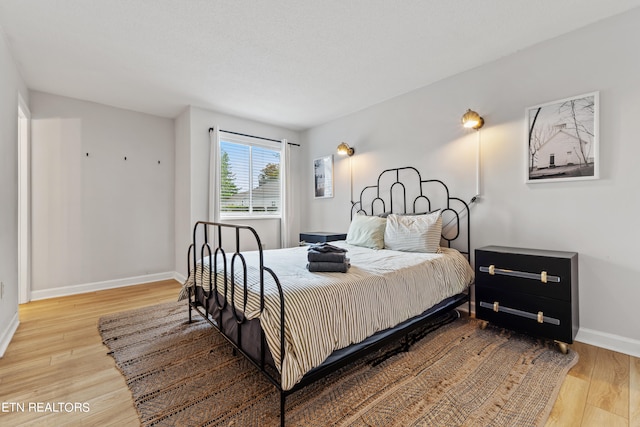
[479,320,488,330]
[555,341,569,354]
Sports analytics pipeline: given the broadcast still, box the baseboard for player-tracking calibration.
[455,291,474,317]
[575,327,640,358]
[173,271,187,284]
[0,312,19,358]
[30,272,176,301]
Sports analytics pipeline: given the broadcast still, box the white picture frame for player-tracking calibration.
[526,91,599,183]
[313,155,334,198]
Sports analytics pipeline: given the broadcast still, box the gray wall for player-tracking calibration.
[174,106,302,278]
[302,9,640,356]
[30,92,175,296]
[0,25,29,356]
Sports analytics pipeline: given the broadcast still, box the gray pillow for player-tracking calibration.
[346,214,387,249]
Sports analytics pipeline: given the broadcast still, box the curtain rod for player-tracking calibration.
[209,127,300,147]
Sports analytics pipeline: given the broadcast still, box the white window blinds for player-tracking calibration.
[219,135,281,217]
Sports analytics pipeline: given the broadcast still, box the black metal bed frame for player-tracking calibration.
[185,166,471,426]
[352,166,471,257]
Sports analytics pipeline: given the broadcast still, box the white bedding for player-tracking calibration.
[181,242,474,390]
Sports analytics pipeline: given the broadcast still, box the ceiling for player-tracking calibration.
[1,1,639,130]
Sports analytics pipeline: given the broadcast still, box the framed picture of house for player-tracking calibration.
[313,155,334,198]
[526,91,599,183]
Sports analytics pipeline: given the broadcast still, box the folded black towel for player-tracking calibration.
[307,250,347,263]
[307,259,350,273]
[308,243,348,253]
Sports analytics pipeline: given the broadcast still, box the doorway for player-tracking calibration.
[18,95,30,304]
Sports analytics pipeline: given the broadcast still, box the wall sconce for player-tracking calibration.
[461,109,484,130]
[336,142,355,156]
[461,109,484,200]
[336,142,355,205]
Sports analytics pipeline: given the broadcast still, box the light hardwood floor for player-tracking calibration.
[0,280,638,426]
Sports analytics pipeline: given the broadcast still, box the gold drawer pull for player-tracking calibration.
[479,301,561,326]
[479,266,560,283]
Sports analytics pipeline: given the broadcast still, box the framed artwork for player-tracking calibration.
[313,155,333,198]
[526,91,599,183]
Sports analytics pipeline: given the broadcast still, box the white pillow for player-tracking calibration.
[384,210,442,253]
[345,214,387,249]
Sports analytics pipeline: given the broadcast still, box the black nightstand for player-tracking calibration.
[475,246,579,353]
[299,232,347,245]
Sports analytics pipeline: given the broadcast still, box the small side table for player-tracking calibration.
[299,232,347,245]
[475,245,579,354]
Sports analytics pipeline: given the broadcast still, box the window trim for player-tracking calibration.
[218,132,282,219]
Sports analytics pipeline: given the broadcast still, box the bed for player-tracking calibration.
[181,166,474,426]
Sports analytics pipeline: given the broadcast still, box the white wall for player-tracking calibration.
[0,27,29,356]
[30,92,175,297]
[174,107,192,279]
[302,9,640,356]
[174,106,302,278]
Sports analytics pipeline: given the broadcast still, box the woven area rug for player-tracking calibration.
[99,301,578,427]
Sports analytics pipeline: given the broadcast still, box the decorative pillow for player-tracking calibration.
[384,210,442,253]
[378,210,433,218]
[345,214,387,249]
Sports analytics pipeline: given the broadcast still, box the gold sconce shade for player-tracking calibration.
[337,142,355,156]
[461,109,484,129]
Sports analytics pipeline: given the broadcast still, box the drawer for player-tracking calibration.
[476,286,574,343]
[475,247,576,301]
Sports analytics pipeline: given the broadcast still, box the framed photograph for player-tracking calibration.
[313,155,334,198]
[526,91,599,183]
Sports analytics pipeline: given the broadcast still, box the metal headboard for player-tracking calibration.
[350,166,470,258]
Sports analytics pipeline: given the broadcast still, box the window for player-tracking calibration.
[219,135,281,217]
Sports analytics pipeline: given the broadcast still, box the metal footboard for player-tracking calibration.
[185,221,288,425]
